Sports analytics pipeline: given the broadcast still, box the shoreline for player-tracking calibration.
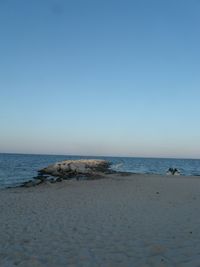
[1,173,200,266]
[2,171,200,190]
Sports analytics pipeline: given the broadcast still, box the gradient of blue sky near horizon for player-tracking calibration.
[0,0,200,158]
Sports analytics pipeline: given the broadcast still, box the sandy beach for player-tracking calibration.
[1,173,200,267]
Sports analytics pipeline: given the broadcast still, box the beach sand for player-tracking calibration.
[0,173,200,267]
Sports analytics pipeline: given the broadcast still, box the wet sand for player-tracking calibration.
[1,173,200,267]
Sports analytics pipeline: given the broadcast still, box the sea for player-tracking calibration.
[0,153,200,188]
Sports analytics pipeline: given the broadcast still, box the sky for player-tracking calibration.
[0,0,200,158]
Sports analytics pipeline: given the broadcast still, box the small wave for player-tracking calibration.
[111,163,124,170]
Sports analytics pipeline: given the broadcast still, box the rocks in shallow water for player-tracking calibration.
[20,160,111,188]
[34,175,49,182]
[21,176,58,187]
[21,179,42,188]
[39,159,111,179]
[166,168,181,176]
[56,177,63,182]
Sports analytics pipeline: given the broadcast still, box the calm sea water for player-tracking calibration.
[0,153,200,188]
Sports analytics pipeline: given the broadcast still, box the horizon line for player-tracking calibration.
[0,151,200,161]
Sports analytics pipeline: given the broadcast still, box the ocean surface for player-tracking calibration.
[0,153,200,188]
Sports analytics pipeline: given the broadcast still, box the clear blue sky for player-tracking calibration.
[0,0,200,158]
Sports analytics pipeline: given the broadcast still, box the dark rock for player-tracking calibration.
[33,175,48,182]
[56,177,63,182]
[34,179,43,185]
[49,178,56,184]
[166,168,181,175]
[21,180,36,188]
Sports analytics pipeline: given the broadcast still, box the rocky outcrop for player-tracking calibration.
[20,160,111,187]
[39,159,111,178]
